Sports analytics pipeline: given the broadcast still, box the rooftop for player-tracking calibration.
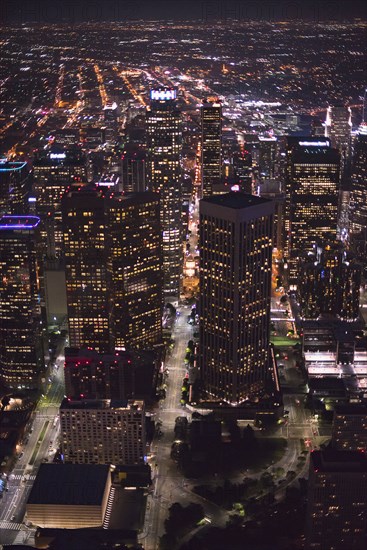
[311,450,367,472]
[60,398,143,411]
[0,159,27,171]
[27,464,110,506]
[0,215,40,230]
[201,191,271,210]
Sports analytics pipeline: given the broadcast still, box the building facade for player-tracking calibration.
[325,105,352,157]
[285,139,340,287]
[146,88,182,299]
[199,192,274,405]
[201,98,222,197]
[0,159,29,215]
[0,215,44,389]
[349,124,367,261]
[332,404,367,451]
[33,147,87,258]
[62,187,162,353]
[306,451,367,550]
[298,242,361,321]
[60,399,146,465]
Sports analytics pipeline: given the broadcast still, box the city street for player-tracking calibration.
[0,349,65,546]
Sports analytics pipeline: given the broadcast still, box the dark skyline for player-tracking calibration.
[1,0,366,23]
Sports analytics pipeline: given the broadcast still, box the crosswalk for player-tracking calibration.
[11,474,36,481]
[0,520,23,530]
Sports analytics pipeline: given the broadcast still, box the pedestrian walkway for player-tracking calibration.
[0,520,23,530]
[11,474,36,481]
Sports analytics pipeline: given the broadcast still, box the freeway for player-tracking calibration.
[0,350,65,546]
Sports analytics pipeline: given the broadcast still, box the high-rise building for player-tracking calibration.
[325,105,352,157]
[0,159,29,215]
[201,97,222,196]
[306,450,367,550]
[106,192,163,350]
[33,146,87,258]
[120,143,146,193]
[64,347,158,402]
[332,404,367,451]
[60,399,146,465]
[0,215,44,389]
[349,124,367,260]
[258,136,277,179]
[199,192,274,405]
[62,186,162,353]
[146,89,182,298]
[285,139,340,287]
[298,242,361,321]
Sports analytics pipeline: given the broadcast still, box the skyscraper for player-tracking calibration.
[201,97,222,196]
[332,404,367,451]
[349,124,367,260]
[0,215,44,389]
[298,242,361,321]
[258,136,277,179]
[306,450,367,550]
[146,88,182,299]
[60,399,146,465]
[62,186,162,353]
[0,159,29,215]
[325,105,352,157]
[199,192,274,405]
[33,146,87,258]
[120,143,146,193]
[286,139,340,287]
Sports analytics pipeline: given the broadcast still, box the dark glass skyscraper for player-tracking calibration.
[201,98,222,196]
[0,215,44,389]
[33,147,87,258]
[350,124,367,260]
[146,89,182,299]
[306,451,367,550]
[62,187,162,353]
[0,159,29,215]
[199,192,274,405]
[286,139,340,287]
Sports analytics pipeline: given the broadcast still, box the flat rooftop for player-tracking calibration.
[0,215,40,230]
[60,398,143,411]
[201,192,271,210]
[27,464,110,506]
[311,450,367,472]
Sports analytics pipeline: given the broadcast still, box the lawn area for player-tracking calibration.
[270,335,300,347]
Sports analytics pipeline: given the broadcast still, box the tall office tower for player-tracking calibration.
[62,187,162,353]
[62,187,112,353]
[332,404,367,451]
[0,216,43,390]
[325,105,352,157]
[233,149,253,194]
[120,143,146,193]
[286,139,340,287]
[0,159,29,215]
[106,192,162,350]
[201,97,222,196]
[60,399,146,465]
[298,242,361,321]
[337,163,351,241]
[258,136,277,179]
[64,348,158,401]
[199,193,274,405]
[349,124,367,260]
[306,451,367,550]
[33,146,87,258]
[259,180,286,252]
[146,89,182,299]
